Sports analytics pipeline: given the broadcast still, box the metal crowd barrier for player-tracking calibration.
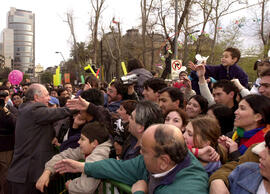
[46,173,132,194]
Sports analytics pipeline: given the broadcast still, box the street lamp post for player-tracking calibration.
[55,51,67,74]
[55,51,66,63]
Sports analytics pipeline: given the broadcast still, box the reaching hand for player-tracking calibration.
[131,180,148,194]
[218,135,238,153]
[51,137,61,147]
[195,64,206,78]
[188,61,196,71]
[183,76,192,89]
[54,159,85,174]
[83,82,92,91]
[36,170,51,192]
[225,137,238,153]
[114,142,123,156]
[66,96,89,111]
[218,135,229,151]
[231,79,244,91]
[65,180,72,190]
[197,146,220,162]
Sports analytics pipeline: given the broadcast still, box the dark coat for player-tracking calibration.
[0,108,16,151]
[7,102,72,183]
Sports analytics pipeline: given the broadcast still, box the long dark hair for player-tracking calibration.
[242,94,270,125]
[208,104,234,135]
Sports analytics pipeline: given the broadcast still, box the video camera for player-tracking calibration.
[120,74,138,85]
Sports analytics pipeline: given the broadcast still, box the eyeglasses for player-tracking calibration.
[259,83,270,88]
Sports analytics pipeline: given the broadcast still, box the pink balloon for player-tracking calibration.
[8,70,23,85]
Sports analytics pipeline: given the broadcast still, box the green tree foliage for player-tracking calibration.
[238,57,258,83]
[40,72,53,84]
[70,42,92,66]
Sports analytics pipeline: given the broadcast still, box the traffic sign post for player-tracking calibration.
[171,59,182,80]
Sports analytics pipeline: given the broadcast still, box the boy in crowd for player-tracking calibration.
[190,47,248,94]
[36,122,111,194]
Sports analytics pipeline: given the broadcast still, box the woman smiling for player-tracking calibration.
[219,94,270,160]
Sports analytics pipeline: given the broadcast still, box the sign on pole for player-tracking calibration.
[171,59,182,80]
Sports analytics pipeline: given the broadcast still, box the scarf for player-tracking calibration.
[232,125,270,155]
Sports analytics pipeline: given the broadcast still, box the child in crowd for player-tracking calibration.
[36,122,112,194]
[190,47,249,94]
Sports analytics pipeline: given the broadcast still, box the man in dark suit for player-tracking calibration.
[7,83,73,194]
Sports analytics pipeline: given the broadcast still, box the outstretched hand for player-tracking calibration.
[188,61,196,71]
[54,159,85,174]
[183,76,192,89]
[36,170,51,192]
[66,96,89,111]
[195,64,206,78]
[131,180,148,194]
[83,82,92,91]
[231,79,244,91]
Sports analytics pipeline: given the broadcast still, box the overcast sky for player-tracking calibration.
[0,0,267,69]
[0,0,141,69]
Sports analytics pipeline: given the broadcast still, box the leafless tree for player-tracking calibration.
[102,21,122,79]
[141,0,155,66]
[259,0,270,57]
[89,0,106,64]
[208,0,239,63]
[156,0,192,78]
[194,0,214,54]
[65,11,80,81]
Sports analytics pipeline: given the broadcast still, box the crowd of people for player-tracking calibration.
[1,47,270,194]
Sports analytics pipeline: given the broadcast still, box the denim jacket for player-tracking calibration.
[229,162,263,194]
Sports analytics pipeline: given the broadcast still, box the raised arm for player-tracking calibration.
[196,64,215,106]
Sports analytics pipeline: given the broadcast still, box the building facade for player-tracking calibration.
[7,7,35,77]
[0,28,14,68]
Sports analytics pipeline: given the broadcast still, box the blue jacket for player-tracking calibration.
[103,93,122,113]
[191,63,249,94]
[229,162,262,194]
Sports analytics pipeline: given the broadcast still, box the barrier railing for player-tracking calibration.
[103,179,132,194]
[46,173,132,194]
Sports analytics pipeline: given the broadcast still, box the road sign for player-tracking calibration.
[171,59,183,80]
[171,59,182,71]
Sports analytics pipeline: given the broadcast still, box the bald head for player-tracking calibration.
[143,124,188,164]
[25,84,50,105]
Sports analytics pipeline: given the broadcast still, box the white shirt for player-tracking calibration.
[257,180,269,194]
[152,165,177,178]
